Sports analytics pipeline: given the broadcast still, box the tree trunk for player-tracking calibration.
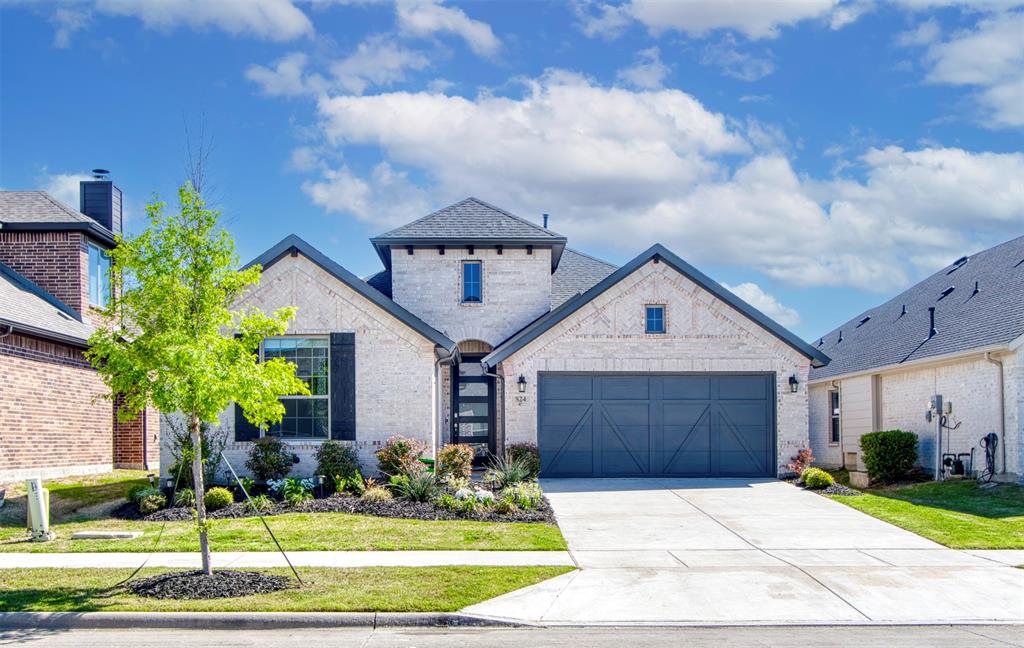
[190,414,212,576]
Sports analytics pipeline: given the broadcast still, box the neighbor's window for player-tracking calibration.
[262,337,329,439]
[462,261,482,303]
[88,242,112,308]
[829,390,841,444]
[645,305,666,334]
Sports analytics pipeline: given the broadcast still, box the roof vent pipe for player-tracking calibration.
[927,307,937,340]
[972,280,980,296]
[899,304,907,318]
[543,213,549,228]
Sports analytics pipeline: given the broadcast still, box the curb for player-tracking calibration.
[0,611,527,630]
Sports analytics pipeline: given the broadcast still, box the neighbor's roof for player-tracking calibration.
[484,244,830,369]
[810,234,1024,381]
[370,197,567,270]
[0,191,115,246]
[0,261,93,346]
[362,247,617,309]
[246,235,456,354]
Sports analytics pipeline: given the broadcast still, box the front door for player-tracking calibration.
[452,354,496,461]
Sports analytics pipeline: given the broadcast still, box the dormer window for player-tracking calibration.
[462,261,482,303]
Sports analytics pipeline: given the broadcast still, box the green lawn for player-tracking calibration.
[0,566,573,612]
[0,471,566,552]
[830,479,1024,549]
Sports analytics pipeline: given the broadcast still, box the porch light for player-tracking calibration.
[517,375,527,393]
[788,375,799,393]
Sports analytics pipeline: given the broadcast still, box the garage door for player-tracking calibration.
[538,373,775,478]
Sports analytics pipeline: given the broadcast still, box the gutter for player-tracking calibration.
[0,318,91,349]
[808,343,1011,385]
[984,352,1007,474]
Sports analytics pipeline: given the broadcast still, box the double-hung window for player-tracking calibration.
[462,261,482,303]
[88,242,112,308]
[262,337,329,439]
[829,390,841,444]
[645,305,666,334]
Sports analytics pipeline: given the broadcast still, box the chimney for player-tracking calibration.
[80,168,122,234]
[927,307,937,339]
[542,213,549,229]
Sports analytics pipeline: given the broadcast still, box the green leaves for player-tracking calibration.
[86,182,307,429]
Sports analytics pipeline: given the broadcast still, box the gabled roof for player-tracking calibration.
[551,248,618,308]
[810,234,1024,381]
[483,243,830,369]
[364,268,392,298]
[245,235,456,354]
[0,191,116,246]
[370,198,567,270]
[0,261,93,347]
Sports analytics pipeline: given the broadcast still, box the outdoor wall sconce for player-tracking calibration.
[517,375,527,393]
[789,375,799,393]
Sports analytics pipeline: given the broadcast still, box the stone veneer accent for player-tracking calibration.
[160,253,440,478]
[495,260,812,476]
[390,246,552,348]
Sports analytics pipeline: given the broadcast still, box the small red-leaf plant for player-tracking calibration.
[787,448,814,475]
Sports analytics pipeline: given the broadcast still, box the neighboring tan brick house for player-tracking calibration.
[186,198,829,479]
[0,182,159,481]
[809,235,1024,484]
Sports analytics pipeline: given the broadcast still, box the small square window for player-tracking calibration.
[462,261,482,303]
[645,305,665,334]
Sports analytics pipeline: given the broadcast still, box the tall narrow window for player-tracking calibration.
[829,390,841,444]
[462,261,482,303]
[88,242,112,308]
[645,305,665,334]
[262,337,330,439]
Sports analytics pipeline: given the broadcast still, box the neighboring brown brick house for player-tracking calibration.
[0,179,159,481]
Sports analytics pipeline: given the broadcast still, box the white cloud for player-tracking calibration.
[95,0,313,41]
[40,172,93,212]
[246,52,325,97]
[302,161,435,226]
[700,37,775,81]
[896,18,941,46]
[616,47,669,89]
[722,282,800,327]
[50,7,91,48]
[575,1,634,39]
[396,0,500,57]
[331,34,431,94]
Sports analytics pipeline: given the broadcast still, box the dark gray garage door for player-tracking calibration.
[538,373,775,478]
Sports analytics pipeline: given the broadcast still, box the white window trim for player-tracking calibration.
[828,389,841,446]
[259,335,331,442]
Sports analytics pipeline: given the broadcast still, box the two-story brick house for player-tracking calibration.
[201,198,829,480]
[0,178,159,481]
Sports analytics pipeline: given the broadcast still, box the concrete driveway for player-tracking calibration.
[465,479,1024,624]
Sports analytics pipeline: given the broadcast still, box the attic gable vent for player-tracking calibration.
[948,256,968,273]
[856,315,871,327]
[938,286,954,300]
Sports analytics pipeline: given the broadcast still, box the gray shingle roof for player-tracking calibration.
[551,248,617,307]
[365,269,392,298]
[0,190,116,245]
[0,261,93,345]
[374,197,564,242]
[810,234,1024,381]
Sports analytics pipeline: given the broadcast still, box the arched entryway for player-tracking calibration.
[452,340,496,462]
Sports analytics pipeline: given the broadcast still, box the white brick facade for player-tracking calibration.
[495,260,812,476]
[390,246,552,347]
[809,348,1022,480]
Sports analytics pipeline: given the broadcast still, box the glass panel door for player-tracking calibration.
[452,354,495,461]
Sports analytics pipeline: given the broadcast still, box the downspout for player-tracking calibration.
[434,346,459,453]
[984,352,1007,474]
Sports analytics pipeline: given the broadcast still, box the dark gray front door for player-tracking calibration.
[537,373,775,478]
[452,354,496,461]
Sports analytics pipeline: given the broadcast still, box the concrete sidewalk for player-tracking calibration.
[0,550,575,569]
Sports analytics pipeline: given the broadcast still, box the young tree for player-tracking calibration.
[88,182,307,575]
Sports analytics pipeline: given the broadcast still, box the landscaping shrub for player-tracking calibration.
[800,467,834,489]
[786,448,815,475]
[173,488,196,508]
[237,477,256,497]
[506,443,541,480]
[494,497,519,515]
[138,493,167,515]
[165,417,229,488]
[388,472,438,502]
[436,492,478,513]
[860,430,918,483]
[361,485,393,503]
[484,451,533,489]
[126,484,156,503]
[436,444,474,482]
[204,487,235,511]
[245,436,294,482]
[244,493,274,513]
[316,441,361,488]
[281,478,314,506]
[375,435,427,477]
[334,471,365,495]
[502,482,543,509]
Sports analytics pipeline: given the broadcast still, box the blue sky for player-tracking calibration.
[1,0,1022,340]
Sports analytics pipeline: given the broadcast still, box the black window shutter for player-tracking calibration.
[330,332,356,440]
[234,331,261,442]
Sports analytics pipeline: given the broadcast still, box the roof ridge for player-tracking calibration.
[373,197,473,239]
[37,190,91,222]
[563,246,618,270]
[0,259,85,323]
[374,196,564,240]
[463,196,562,237]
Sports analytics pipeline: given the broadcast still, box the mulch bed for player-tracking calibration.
[125,570,292,599]
[112,493,558,525]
